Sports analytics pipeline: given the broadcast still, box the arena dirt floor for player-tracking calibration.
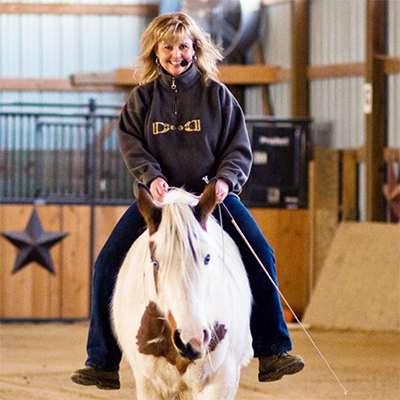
[0,322,398,400]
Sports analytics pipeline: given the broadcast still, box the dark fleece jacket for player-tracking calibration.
[118,64,252,196]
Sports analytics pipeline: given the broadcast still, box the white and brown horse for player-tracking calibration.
[112,182,252,399]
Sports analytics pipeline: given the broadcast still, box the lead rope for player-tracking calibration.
[220,200,347,395]
[143,245,150,306]
[201,172,348,394]
[217,203,227,278]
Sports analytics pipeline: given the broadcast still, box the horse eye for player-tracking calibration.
[204,254,211,265]
[152,260,160,270]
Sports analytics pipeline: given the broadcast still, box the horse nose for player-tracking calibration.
[173,329,210,361]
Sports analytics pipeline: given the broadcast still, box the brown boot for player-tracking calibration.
[71,366,120,390]
[258,353,305,382]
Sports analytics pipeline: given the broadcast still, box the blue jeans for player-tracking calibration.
[85,194,292,371]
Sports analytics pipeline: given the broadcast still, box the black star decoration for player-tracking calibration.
[1,209,68,275]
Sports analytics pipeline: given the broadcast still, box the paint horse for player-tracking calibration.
[112,182,253,400]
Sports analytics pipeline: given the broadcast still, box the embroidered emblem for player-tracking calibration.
[153,119,201,135]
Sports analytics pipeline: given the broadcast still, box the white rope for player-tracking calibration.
[223,204,348,396]
[160,180,347,394]
[217,204,227,278]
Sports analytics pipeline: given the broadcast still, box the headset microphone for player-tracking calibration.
[180,55,196,67]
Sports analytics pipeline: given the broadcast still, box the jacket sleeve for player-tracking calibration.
[118,87,167,187]
[215,86,253,193]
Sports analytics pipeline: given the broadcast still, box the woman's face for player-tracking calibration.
[155,36,196,77]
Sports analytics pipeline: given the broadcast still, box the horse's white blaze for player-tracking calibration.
[112,188,253,400]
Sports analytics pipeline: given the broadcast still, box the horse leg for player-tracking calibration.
[196,360,240,400]
[134,373,165,400]
[174,391,194,400]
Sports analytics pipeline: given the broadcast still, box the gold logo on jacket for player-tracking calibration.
[153,120,201,135]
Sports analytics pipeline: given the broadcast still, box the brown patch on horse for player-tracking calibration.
[136,302,191,375]
[195,180,217,230]
[136,302,226,375]
[209,322,227,352]
[137,184,162,235]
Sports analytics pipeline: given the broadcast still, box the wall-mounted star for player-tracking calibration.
[1,209,69,275]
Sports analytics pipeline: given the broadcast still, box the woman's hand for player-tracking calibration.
[150,177,169,202]
[215,179,229,204]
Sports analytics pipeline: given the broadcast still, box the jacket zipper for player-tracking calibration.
[171,77,178,115]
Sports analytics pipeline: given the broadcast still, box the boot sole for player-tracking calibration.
[71,374,120,390]
[259,360,305,382]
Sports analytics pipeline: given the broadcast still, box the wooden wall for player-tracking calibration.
[0,205,91,320]
[249,208,309,317]
[0,205,308,320]
[0,204,127,320]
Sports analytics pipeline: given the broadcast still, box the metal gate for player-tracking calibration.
[0,102,134,205]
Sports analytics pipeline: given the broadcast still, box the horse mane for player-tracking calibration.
[156,189,210,291]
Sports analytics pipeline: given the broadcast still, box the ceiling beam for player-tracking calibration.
[0,78,117,92]
[0,3,159,16]
[115,65,281,86]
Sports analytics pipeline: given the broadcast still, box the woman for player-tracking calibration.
[71,12,304,390]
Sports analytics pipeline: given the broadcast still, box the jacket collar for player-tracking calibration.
[159,63,201,89]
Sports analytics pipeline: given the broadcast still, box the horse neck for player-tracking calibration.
[153,202,213,323]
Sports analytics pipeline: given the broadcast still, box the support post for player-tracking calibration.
[365,0,387,221]
[291,0,309,117]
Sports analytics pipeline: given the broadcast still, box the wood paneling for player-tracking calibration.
[249,208,309,316]
[93,206,128,259]
[61,206,91,319]
[0,205,90,320]
[0,206,35,319]
[0,206,64,318]
[33,206,63,319]
[0,204,309,319]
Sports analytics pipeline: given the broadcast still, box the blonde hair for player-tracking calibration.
[135,13,224,85]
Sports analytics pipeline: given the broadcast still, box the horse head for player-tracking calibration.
[137,181,218,361]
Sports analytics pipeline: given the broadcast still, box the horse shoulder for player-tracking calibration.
[112,230,154,357]
[206,219,253,365]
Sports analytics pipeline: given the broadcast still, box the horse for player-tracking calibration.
[112,181,253,400]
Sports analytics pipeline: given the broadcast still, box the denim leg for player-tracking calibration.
[212,195,292,357]
[85,201,146,371]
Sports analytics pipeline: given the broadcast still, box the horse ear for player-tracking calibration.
[137,184,162,235]
[195,180,217,230]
